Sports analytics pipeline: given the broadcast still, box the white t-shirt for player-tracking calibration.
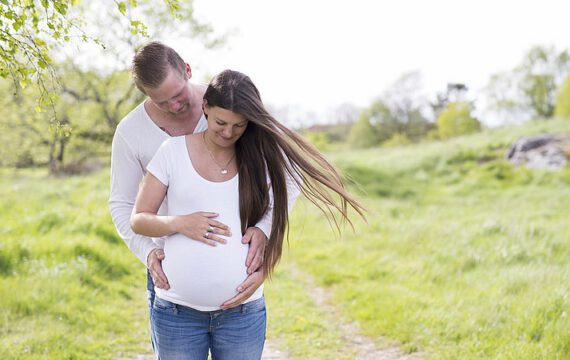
[147,136,263,310]
[109,102,274,265]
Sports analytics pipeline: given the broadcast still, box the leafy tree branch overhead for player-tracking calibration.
[0,0,222,120]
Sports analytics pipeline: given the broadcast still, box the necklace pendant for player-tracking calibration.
[220,169,228,175]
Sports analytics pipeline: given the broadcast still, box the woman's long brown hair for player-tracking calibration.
[203,70,366,278]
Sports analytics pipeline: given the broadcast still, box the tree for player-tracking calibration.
[484,71,525,124]
[437,102,481,139]
[347,115,378,148]
[0,0,217,120]
[554,74,570,118]
[366,71,433,142]
[516,46,570,119]
[1,1,222,172]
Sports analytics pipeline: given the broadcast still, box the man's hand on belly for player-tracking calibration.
[148,248,170,290]
[220,269,265,310]
[242,227,267,274]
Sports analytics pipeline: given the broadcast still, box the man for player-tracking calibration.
[109,42,272,320]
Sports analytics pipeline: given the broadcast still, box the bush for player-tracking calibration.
[347,115,378,148]
[383,133,411,147]
[305,131,331,151]
[437,102,481,139]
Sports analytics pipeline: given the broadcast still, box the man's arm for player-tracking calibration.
[109,131,160,265]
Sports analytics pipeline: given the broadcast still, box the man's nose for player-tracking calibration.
[169,99,181,110]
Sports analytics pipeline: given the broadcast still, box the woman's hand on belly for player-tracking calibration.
[173,212,231,246]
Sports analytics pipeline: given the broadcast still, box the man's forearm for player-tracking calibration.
[109,201,161,265]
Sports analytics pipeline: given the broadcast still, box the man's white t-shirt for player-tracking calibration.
[147,136,263,310]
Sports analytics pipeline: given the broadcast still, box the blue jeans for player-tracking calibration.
[147,271,159,358]
[150,294,266,360]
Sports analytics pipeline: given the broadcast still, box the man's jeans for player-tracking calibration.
[149,293,266,360]
[147,270,159,357]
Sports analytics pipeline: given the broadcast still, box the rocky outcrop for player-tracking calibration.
[506,134,570,170]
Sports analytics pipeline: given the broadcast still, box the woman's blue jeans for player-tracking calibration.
[147,272,266,360]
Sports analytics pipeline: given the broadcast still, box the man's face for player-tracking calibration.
[146,68,191,116]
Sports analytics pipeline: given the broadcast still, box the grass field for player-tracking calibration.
[1,119,569,359]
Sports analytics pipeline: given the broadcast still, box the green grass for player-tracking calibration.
[0,169,151,359]
[1,118,569,358]
[287,118,570,359]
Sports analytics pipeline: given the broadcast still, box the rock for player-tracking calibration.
[506,134,570,170]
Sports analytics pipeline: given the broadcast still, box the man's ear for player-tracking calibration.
[185,63,192,79]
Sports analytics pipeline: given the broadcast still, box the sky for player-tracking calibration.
[167,0,570,127]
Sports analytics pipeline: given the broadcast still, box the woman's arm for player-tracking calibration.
[131,172,231,244]
[131,172,177,237]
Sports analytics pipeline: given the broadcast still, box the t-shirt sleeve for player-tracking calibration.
[146,140,171,186]
[109,129,161,266]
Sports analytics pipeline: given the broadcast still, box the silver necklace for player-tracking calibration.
[202,132,235,175]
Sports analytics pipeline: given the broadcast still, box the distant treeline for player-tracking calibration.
[303,45,570,150]
[1,45,569,173]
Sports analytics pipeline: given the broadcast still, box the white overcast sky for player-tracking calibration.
[167,0,570,126]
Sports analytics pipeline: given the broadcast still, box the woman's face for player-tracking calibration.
[203,104,248,147]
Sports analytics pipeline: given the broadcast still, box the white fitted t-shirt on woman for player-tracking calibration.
[147,136,263,311]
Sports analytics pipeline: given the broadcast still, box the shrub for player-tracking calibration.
[347,115,378,148]
[383,133,411,147]
[305,131,331,151]
[437,102,481,139]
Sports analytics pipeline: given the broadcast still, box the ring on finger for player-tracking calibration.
[204,231,210,239]
[207,225,214,232]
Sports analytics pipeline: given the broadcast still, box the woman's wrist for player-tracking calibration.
[167,215,181,234]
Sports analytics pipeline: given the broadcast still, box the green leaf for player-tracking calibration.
[0,0,9,5]
[118,2,127,15]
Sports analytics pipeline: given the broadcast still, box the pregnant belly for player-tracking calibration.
[158,233,249,310]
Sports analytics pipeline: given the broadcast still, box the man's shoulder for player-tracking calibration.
[116,101,147,133]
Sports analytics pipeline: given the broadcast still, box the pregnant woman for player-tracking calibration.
[131,69,365,360]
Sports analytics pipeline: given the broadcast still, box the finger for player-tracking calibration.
[221,286,253,309]
[209,224,231,237]
[206,234,227,245]
[221,270,264,308]
[200,212,219,218]
[151,269,169,290]
[150,261,170,288]
[242,229,253,244]
[247,248,264,274]
[209,219,230,231]
[154,279,170,290]
[197,235,224,246]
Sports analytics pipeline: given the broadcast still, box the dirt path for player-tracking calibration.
[286,265,420,360]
